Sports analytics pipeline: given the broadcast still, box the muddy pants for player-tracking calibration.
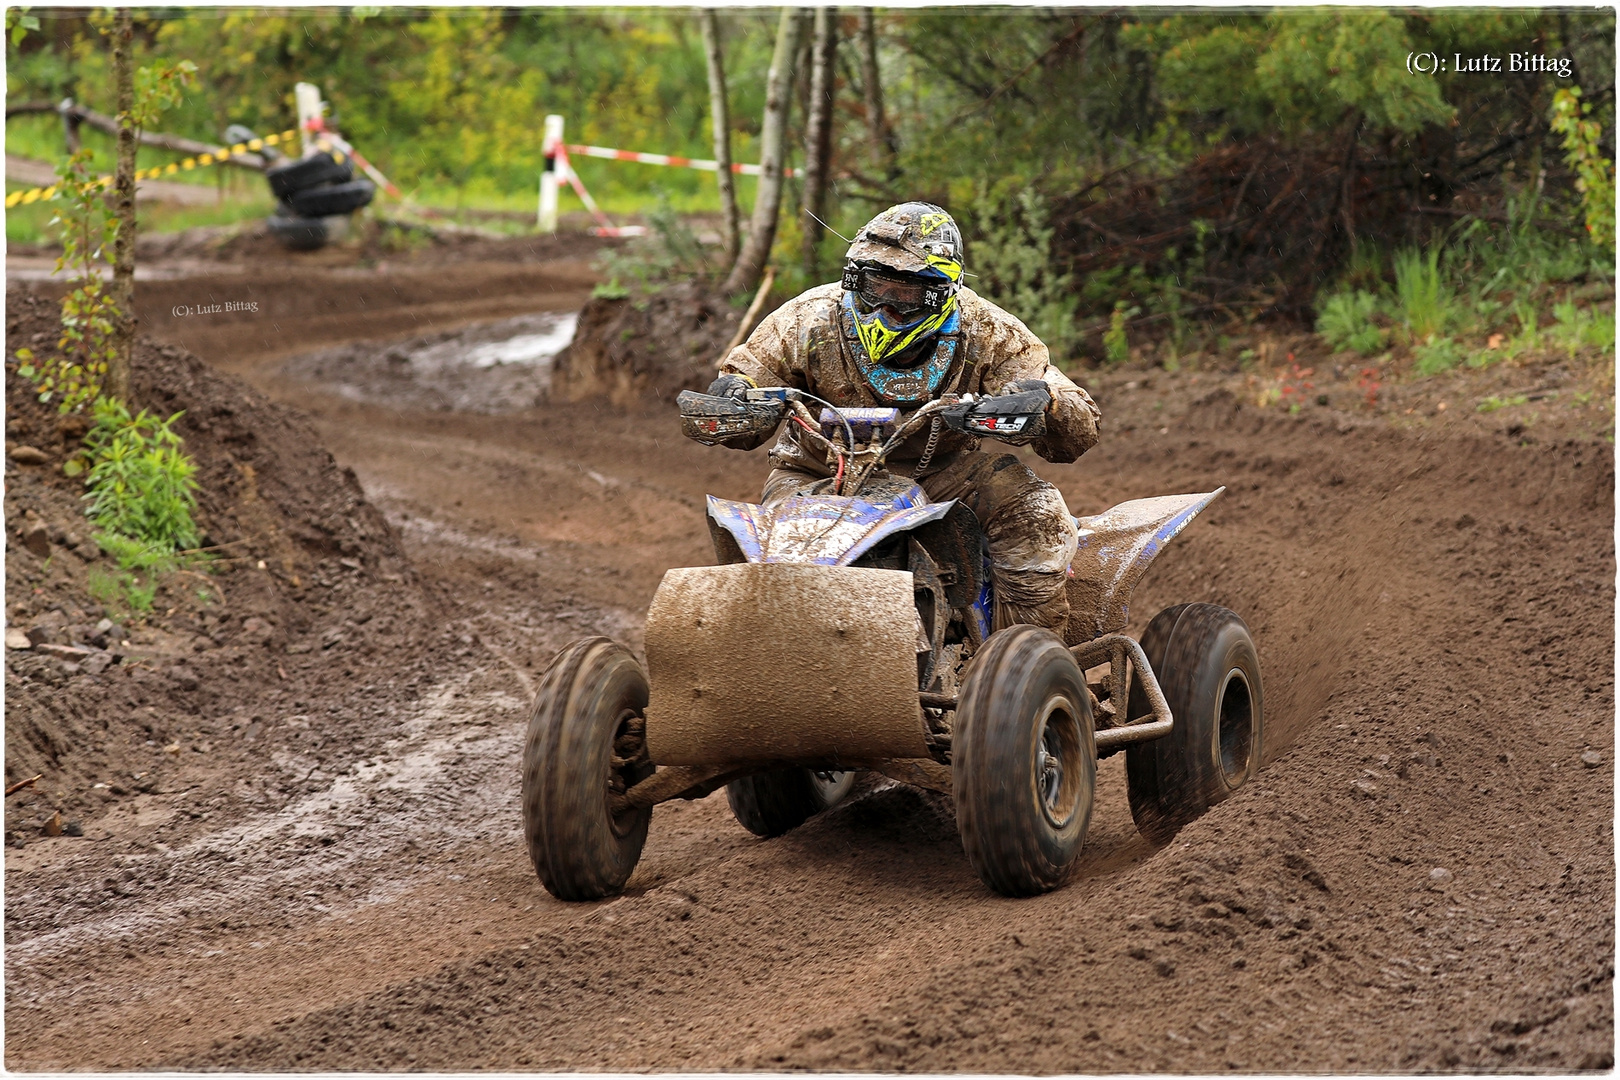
[762,450,1080,634]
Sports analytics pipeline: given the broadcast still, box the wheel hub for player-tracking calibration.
[1035,694,1082,829]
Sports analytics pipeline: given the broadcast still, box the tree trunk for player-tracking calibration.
[801,7,838,278]
[858,9,896,176]
[108,7,136,405]
[723,7,807,297]
[699,10,740,265]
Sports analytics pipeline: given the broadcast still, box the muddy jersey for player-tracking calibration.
[716,282,1101,476]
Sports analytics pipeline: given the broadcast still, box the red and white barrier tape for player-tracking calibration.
[563,143,798,179]
[555,145,645,238]
[304,117,402,199]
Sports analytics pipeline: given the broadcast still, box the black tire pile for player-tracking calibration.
[263,150,375,251]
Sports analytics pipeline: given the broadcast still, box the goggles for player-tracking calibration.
[842,264,951,318]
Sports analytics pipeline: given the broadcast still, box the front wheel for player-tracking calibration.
[727,769,855,837]
[954,625,1095,896]
[521,637,654,901]
[1125,603,1264,845]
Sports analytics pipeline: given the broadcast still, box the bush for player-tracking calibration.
[1551,299,1617,357]
[969,184,1080,366]
[1393,246,1457,343]
[81,397,202,560]
[1316,290,1386,355]
[593,191,713,294]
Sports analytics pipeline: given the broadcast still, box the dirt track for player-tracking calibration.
[4,232,1614,1072]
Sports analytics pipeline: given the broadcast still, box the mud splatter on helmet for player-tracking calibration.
[841,202,964,370]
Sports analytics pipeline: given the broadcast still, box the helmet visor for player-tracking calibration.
[843,265,949,318]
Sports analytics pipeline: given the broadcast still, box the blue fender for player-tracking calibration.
[1068,488,1226,639]
[706,489,956,566]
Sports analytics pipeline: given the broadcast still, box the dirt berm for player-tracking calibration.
[5,288,443,842]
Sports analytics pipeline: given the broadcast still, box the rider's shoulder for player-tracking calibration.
[765,281,844,327]
[957,287,1039,344]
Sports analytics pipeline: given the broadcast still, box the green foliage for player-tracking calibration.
[1316,290,1386,356]
[87,563,158,614]
[82,397,202,555]
[8,8,39,47]
[969,184,1078,365]
[1550,300,1616,358]
[1550,87,1616,253]
[1103,303,1138,365]
[1137,10,1453,138]
[593,192,713,291]
[1412,336,1465,376]
[1392,246,1458,344]
[130,58,197,130]
[1477,394,1529,414]
[15,149,120,413]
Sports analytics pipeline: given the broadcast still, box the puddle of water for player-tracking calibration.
[280,310,579,414]
[392,312,577,375]
[464,316,578,368]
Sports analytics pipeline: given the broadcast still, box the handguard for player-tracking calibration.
[939,387,1049,441]
[677,390,786,445]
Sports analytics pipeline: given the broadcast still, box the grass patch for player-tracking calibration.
[1412,336,1466,376]
[87,563,159,615]
[1477,394,1530,413]
[1315,290,1385,355]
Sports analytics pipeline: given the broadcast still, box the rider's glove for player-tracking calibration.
[1000,378,1052,410]
[707,374,757,400]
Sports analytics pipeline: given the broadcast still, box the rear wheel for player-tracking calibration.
[521,637,653,901]
[727,769,855,837]
[1125,604,1263,844]
[954,625,1094,896]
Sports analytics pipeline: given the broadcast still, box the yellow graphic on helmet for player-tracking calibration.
[918,212,950,236]
[924,253,963,281]
[853,294,958,364]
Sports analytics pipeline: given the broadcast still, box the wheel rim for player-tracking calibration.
[607,708,646,837]
[811,770,852,802]
[1215,668,1255,789]
[1035,694,1084,829]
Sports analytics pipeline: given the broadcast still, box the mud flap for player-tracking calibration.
[643,564,931,766]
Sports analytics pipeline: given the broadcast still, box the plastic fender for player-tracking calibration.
[705,490,956,566]
[1065,489,1225,641]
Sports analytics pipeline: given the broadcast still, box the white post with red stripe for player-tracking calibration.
[538,114,564,233]
[294,82,324,157]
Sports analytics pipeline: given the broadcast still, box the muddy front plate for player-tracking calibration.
[642,563,930,766]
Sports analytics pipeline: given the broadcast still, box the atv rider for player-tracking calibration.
[707,202,1101,635]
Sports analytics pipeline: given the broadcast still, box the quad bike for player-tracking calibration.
[522,386,1263,900]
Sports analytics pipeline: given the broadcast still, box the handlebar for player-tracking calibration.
[676,385,1049,496]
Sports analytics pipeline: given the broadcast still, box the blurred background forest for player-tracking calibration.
[6,6,1615,371]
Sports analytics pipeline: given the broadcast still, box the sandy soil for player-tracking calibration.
[3,230,1613,1073]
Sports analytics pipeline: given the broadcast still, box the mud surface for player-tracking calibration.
[4,233,1613,1073]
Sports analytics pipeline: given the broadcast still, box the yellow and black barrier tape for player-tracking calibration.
[5,128,305,209]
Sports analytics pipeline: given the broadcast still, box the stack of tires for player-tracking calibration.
[264,150,375,251]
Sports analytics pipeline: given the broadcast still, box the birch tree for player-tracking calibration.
[698,9,740,265]
[800,7,838,277]
[723,7,807,296]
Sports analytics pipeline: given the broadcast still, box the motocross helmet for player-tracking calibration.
[842,203,964,372]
